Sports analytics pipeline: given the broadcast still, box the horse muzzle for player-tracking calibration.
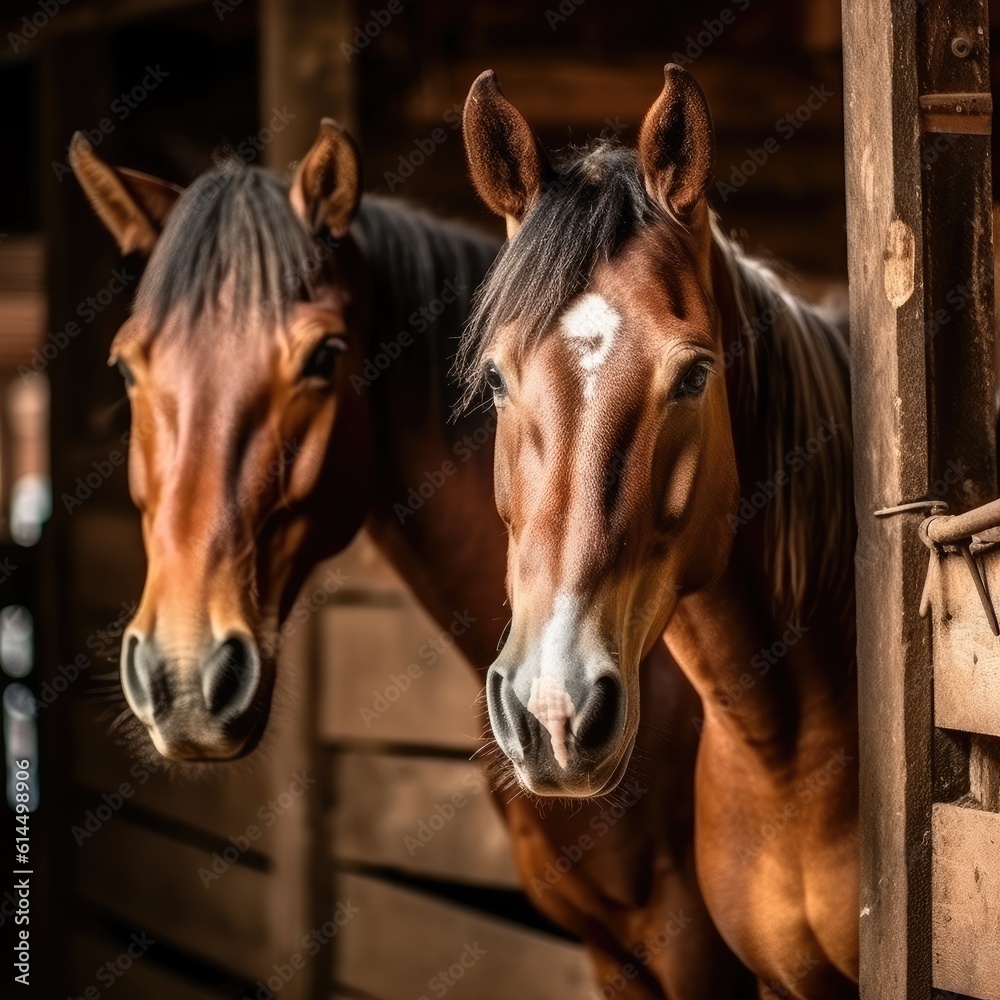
[486,658,634,797]
[121,628,270,761]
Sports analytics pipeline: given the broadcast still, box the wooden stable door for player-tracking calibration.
[843,0,1000,996]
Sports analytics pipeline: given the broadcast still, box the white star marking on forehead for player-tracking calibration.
[561,293,621,400]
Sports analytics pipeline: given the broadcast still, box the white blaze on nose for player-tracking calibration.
[526,593,581,770]
[527,677,575,770]
[561,293,620,399]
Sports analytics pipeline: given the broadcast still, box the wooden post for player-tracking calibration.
[842,1,932,996]
[920,0,995,502]
[259,0,357,173]
[844,0,995,996]
[38,28,121,1000]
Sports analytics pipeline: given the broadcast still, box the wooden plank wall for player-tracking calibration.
[351,0,848,277]
[840,0,932,993]
[317,535,597,1000]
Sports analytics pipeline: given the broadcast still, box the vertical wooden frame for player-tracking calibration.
[843,1,933,995]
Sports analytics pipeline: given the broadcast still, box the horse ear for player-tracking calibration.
[463,70,551,238]
[290,119,362,238]
[638,64,714,220]
[69,132,183,255]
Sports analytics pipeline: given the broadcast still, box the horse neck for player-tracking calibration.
[664,231,856,756]
[354,200,508,673]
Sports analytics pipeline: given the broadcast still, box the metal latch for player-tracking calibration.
[875,498,1000,635]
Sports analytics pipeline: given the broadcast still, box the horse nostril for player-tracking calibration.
[202,636,260,718]
[123,635,151,713]
[574,676,622,751]
[487,667,531,758]
[501,676,533,753]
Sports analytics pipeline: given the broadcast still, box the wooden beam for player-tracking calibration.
[334,872,596,1000]
[258,0,357,172]
[842,1,933,996]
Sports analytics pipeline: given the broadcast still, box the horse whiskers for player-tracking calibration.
[469,740,499,760]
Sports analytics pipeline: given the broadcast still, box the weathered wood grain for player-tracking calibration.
[317,601,485,750]
[931,548,1000,742]
[843,0,934,995]
[931,802,1000,998]
[333,872,596,1000]
[330,751,518,888]
[919,0,1000,875]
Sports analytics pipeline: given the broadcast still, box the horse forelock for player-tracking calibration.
[134,157,324,337]
[453,141,695,414]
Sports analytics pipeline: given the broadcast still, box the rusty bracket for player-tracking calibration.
[918,92,993,135]
[875,498,1000,636]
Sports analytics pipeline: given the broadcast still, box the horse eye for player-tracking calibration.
[673,361,713,400]
[302,337,346,382]
[484,361,507,397]
[117,360,135,388]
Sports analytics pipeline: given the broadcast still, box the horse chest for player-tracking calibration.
[693,734,859,992]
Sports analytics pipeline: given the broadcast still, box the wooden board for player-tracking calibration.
[931,803,1000,999]
[71,927,229,1000]
[72,702,285,854]
[318,601,484,750]
[333,872,596,1000]
[330,752,518,888]
[931,548,1000,739]
[76,816,274,982]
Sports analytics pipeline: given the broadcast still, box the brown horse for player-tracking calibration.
[459,66,858,999]
[70,122,753,997]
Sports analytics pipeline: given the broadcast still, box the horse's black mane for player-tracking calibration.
[356,196,497,389]
[136,156,321,331]
[455,140,683,409]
